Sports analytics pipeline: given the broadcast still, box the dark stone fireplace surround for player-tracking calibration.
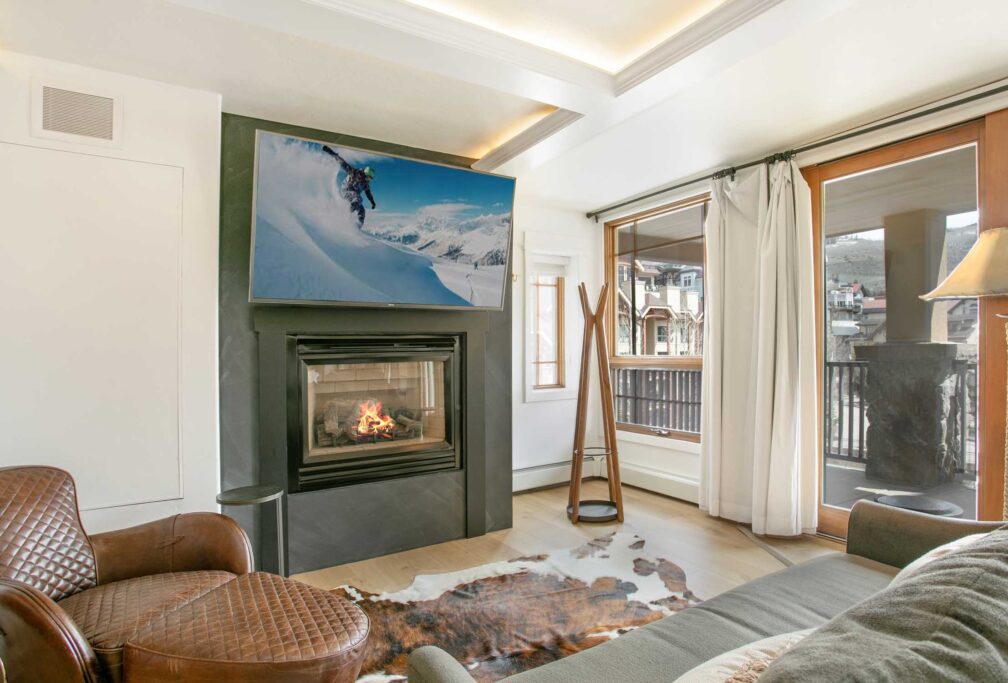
[219,114,513,575]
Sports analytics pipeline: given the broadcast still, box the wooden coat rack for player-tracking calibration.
[567,282,624,523]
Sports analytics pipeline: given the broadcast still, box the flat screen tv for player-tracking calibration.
[249,130,516,310]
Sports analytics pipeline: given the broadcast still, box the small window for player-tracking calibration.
[530,275,564,389]
[656,325,668,343]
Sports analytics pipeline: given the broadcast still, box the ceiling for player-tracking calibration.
[0,0,557,158]
[514,0,1008,211]
[400,0,729,72]
[3,0,1006,208]
[824,146,978,236]
[0,0,777,161]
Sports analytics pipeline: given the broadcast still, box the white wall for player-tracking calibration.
[511,189,605,491]
[511,184,701,502]
[0,51,222,532]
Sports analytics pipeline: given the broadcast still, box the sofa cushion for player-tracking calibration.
[673,628,812,682]
[504,553,896,682]
[761,528,1008,682]
[58,570,235,682]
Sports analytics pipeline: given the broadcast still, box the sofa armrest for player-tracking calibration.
[91,512,254,583]
[0,579,102,683]
[408,646,477,683]
[846,500,1003,569]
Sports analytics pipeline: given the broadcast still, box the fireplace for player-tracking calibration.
[287,335,462,492]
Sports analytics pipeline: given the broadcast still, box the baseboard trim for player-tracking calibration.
[512,458,605,492]
[513,460,698,503]
[619,462,700,504]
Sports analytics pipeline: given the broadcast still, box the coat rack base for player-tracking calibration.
[566,500,619,523]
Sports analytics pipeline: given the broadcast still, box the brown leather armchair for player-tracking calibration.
[0,466,253,682]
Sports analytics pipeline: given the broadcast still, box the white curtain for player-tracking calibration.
[700,160,818,536]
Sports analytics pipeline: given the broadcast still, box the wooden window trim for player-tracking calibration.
[616,422,701,443]
[803,118,1006,538]
[531,276,565,390]
[608,355,702,369]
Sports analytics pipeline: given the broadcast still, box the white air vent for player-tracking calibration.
[31,80,122,147]
[42,86,114,139]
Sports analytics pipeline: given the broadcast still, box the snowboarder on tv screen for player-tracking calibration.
[322,145,376,228]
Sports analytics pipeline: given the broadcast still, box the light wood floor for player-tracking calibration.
[294,480,842,600]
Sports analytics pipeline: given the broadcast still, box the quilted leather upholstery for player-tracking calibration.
[0,466,97,601]
[125,572,369,681]
[129,572,369,661]
[58,570,235,682]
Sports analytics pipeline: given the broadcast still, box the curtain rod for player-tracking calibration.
[586,80,1008,221]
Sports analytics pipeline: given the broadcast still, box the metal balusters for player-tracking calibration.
[611,366,703,436]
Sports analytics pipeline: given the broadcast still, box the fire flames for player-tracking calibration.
[355,399,396,439]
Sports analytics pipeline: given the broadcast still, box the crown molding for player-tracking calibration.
[614,0,785,95]
[172,0,789,172]
[471,109,584,172]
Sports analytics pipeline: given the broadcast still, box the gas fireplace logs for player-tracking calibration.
[315,398,423,447]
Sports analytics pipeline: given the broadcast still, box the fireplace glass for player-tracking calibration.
[290,336,461,491]
[305,360,446,462]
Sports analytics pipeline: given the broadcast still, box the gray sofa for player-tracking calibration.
[408,500,1005,682]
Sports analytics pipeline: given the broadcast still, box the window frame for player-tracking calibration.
[523,243,580,404]
[530,274,565,390]
[802,118,1006,537]
[604,194,708,371]
[603,194,709,442]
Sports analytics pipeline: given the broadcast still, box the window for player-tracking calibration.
[611,199,706,357]
[805,120,1000,537]
[605,196,707,440]
[817,142,979,527]
[524,245,578,403]
[530,274,565,389]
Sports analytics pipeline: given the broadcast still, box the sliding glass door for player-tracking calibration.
[805,123,985,537]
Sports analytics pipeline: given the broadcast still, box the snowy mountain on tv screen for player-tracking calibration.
[363,213,511,266]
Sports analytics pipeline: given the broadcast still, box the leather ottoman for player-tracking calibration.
[123,572,369,682]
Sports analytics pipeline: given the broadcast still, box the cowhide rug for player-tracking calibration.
[335,532,701,682]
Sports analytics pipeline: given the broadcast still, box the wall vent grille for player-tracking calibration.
[41,86,115,140]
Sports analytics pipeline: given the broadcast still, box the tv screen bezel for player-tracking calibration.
[248,129,516,312]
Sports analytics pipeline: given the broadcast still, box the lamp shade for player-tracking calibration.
[921,227,1008,300]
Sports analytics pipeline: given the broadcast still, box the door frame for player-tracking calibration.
[802,118,1005,538]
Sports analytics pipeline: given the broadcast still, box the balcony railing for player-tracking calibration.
[825,359,977,473]
[610,361,976,466]
[613,367,702,436]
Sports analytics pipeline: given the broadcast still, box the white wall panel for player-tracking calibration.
[0,144,184,511]
[0,51,221,531]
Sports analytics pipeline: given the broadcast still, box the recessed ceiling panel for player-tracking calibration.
[402,0,729,72]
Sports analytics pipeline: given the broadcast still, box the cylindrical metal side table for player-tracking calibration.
[217,485,285,577]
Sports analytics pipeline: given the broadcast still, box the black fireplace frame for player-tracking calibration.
[286,334,464,493]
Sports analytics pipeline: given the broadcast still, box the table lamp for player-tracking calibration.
[921,227,1008,518]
